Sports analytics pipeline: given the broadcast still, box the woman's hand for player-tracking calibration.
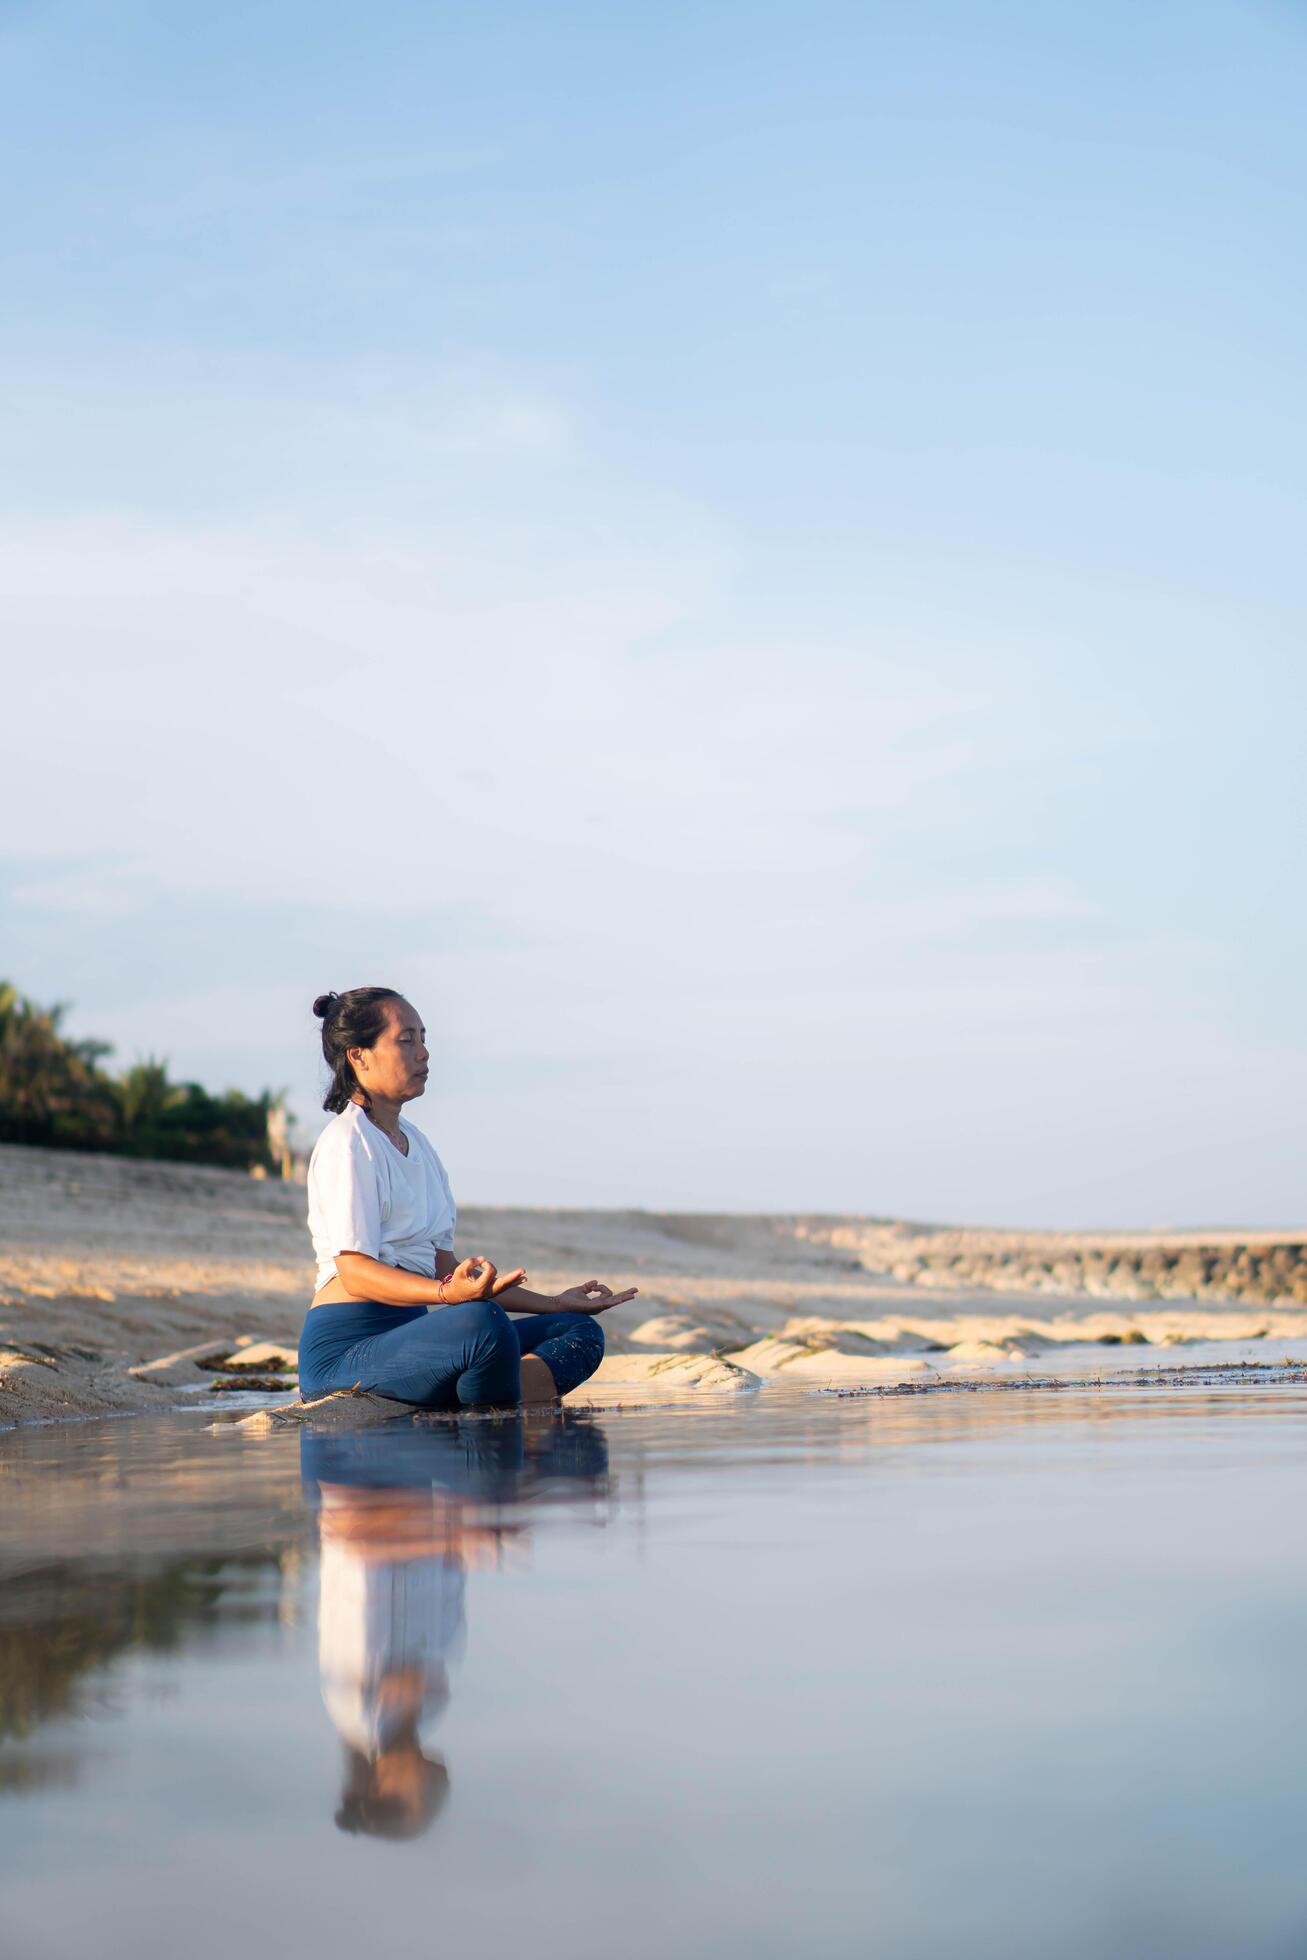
[437,1255,527,1305]
[555,1279,639,1315]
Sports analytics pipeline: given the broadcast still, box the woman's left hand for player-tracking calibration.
[555,1279,639,1314]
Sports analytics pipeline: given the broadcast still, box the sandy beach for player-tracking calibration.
[3,1140,1305,1426]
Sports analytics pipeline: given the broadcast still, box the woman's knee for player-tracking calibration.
[564,1309,603,1356]
[550,1313,605,1370]
[533,1313,605,1398]
[461,1299,517,1359]
[450,1299,520,1409]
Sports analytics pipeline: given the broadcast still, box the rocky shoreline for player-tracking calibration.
[804,1224,1307,1308]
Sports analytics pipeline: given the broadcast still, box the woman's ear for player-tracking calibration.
[347,1045,368,1076]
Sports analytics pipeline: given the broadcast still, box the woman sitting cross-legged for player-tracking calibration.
[299,987,637,1411]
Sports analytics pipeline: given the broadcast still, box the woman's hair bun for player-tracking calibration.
[312,985,403,1114]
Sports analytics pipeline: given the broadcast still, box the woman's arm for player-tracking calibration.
[338,1251,525,1308]
[495,1280,575,1314]
[433,1252,637,1317]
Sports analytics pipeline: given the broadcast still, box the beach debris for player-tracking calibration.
[205,1342,298,1373]
[129,1338,300,1386]
[815,1359,1307,1398]
[208,1374,297,1394]
[128,1339,238,1385]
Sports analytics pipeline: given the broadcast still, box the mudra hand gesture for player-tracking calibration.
[436,1255,526,1304]
[554,1279,638,1314]
[434,1259,637,1315]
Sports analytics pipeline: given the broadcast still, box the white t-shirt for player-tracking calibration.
[307,1103,457,1294]
[317,1520,465,1753]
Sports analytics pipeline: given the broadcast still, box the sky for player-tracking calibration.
[1,0,1304,1228]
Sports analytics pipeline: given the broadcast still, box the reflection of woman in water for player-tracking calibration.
[299,988,637,1411]
[305,1420,611,1839]
[317,1481,466,1837]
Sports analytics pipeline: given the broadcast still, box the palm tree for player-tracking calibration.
[0,983,118,1147]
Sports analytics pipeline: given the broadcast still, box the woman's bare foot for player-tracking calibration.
[519,1355,560,1406]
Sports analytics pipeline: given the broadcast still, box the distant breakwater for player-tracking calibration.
[816,1228,1307,1309]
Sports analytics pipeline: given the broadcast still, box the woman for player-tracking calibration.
[299,987,636,1411]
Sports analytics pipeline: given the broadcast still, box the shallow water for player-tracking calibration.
[3,1387,1307,1959]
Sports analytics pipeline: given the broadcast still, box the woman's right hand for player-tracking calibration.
[436,1255,526,1305]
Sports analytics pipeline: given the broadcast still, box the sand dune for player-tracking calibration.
[2,1143,1304,1426]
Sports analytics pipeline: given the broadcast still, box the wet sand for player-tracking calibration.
[3,1141,1306,1425]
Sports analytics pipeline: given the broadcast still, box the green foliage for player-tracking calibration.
[0,982,120,1149]
[0,981,282,1171]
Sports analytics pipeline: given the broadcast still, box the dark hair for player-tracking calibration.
[313,987,403,1114]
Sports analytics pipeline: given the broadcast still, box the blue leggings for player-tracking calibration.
[298,1299,605,1410]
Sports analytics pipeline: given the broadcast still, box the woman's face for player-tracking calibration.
[350,998,429,1105]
